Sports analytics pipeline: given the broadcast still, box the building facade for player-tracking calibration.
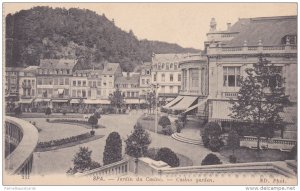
[151,54,185,102]
[205,16,297,139]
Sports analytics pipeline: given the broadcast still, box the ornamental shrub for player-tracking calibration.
[158,116,171,128]
[155,147,180,167]
[201,153,222,166]
[103,132,122,165]
[162,125,174,135]
[209,137,222,152]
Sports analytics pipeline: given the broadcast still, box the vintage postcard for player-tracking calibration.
[2,2,298,187]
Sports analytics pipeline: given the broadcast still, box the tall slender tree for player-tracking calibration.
[230,56,289,151]
[103,132,122,165]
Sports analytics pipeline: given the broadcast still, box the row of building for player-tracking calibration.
[5,15,297,139]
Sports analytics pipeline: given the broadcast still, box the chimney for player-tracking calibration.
[227,23,231,31]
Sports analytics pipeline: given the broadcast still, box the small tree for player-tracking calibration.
[231,56,289,151]
[201,153,222,166]
[146,92,156,114]
[14,106,22,116]
[201,122,222,149]
[70,147,92,173]
[227,130,240,155]
[88,115,98,131]
[158,116,171,129]
[125,124,151,158]
[109,88,124,112]
[67,147,101,175]
[155,147,179,167]
[103,132,122,165]
[45,107,51,115]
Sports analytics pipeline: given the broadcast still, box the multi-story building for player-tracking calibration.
[36,59,76,111]
[5,67,24,102]
[139,62,152,99]
[205,16,297,139]
[18,66,38,112]
[115,72,141,109]
[101,63,122,98]
[151,53,186,102]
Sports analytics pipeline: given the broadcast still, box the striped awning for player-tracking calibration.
[51,99,69,103]
[170,96,198,111]
[182,98,208,114]
[163,96,183,109]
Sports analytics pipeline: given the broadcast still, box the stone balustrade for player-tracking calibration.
[77,159,129,177]
[5,117,39,176]
[208,45,297,55]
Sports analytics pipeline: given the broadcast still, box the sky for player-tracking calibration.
[3,3,297,50]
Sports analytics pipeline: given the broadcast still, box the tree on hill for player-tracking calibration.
[230,56,289,151]
[5,6,199,71]
[103,132,122,165]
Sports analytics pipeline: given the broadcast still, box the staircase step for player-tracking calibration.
[171,133,203,145]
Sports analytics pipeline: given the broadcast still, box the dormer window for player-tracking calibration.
[282,35,297,45]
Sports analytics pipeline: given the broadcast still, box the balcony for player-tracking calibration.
[222,92,238,98]
[180,89,206,96]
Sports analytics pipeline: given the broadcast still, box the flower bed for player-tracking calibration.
[37,132,93,149]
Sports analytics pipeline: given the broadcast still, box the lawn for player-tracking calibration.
[146,148,193,167]
[137,114,164,134]
[220,146,290,163]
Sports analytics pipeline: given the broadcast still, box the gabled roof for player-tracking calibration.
[225,16,297,47]
[24,66,39,74]
[102,63,121,75]
[39,59,76,70]
[115,74,140,85]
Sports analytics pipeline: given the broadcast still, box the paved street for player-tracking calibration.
[29,110,227,175]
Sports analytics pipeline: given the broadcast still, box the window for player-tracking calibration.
[66,69,70,74]
[223,66,241,87]
[65,89,69,96]
[32,89,35,96]
[97,90,101,96]
[73,81,76,86]
[170,86,173,93]
[166,63,170,70]
[37,78,42,85]
[162,63,165,69]
[170,74,174,82]
[170,63,173,69]
[146,79,150,84]
[88,90,91,97]
[78,80,81,86]
[161,73,165,82]
[174,64,178,70]
[82,90,86,97]
[161,86,165,93]
[83,81,86,86]
[59,78,64,85]
[65,78,69,85]
[158,63,161,70]
[183,70,187,90]
[142,79,145,85]
[109,75,112,78]
[77,90,81,97]
[178,74,181,82]
[191,69,199,88]
[127,92,130,97]
[97,81,101,87]
[146,70,150,75]
[72,90,76,97]
[154,74,157,82]
[131,92,135,97]
[88,81,92,87]
[93,81,96,87]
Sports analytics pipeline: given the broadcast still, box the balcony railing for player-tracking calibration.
[222,92,238,98]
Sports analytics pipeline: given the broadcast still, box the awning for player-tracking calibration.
[70,99,83,104]
[84,99,110,104]
[163,96,184,109]
[19,99,34,104]
[170,96,198,111]
[165,98,174,102]
[182,98,208,114]
[34,98,51,102]
[125,99,141,104]
[51,99,69,103]
[58,89,64,95]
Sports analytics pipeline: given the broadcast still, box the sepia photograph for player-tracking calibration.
[2,2,298,187]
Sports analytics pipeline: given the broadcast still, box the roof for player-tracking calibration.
[225,16,297,47]
[152,53,189,62]
[102,63,121,75]
[115,74,140,85]
[23,66,39,74]
[39,59,76,70]
[5,67,24,72]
